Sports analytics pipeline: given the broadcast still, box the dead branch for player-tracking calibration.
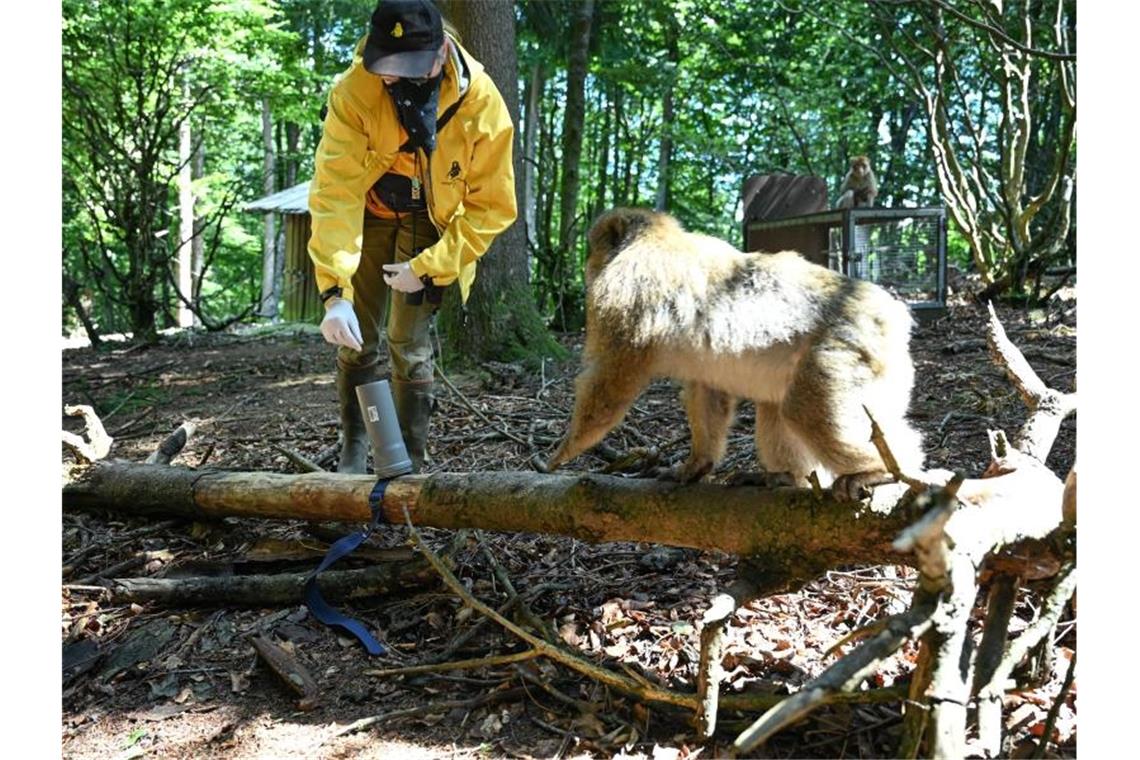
[104,560,436,607]
[145,420,196,464]
[62,405,113,463]
[477,531,558,640]
[62,464,1065,578]
[332,686,530,739]
[1033,651,1076,759]
[984,302,1076,461]
[403,511,695,711]
[250,634,320,711]
[972,574,1020,697]
[363,649,540,679]
[74,549,169,586]
[696,582,757,741]
[734,593,937,754]
[976,561,1076,757]
[272,443,326,473]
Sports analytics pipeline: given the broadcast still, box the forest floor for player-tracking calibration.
[60,290,1076,759]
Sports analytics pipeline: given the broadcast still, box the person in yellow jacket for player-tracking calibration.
[308,0,517,473]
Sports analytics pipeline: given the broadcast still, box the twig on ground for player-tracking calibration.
[364,649,540,679]
[333,686,529,739]
[976,561,1076,757]
[250,634,320,710]
[74,549,168,586]
[1032,650,1076,759]
[272,444,325,473]
[732,594,938,755]
[478,532,559,640]
[436,367,530,446]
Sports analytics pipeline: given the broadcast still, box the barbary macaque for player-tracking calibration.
[835,155,878,209]
[542,208,924,500]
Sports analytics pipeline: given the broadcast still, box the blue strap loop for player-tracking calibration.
[303,479,391,656]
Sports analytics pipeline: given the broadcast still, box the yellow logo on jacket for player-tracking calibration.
[391,22,403,38]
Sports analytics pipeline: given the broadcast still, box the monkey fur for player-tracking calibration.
[835,155,878,209]
[543,207,923,500]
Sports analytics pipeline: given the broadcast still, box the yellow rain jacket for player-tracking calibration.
[308,36,517,305]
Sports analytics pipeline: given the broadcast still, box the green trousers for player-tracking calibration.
[336,210,440,472]
[337,210,440,381]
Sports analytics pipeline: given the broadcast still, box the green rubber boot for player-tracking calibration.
[335,365,377,474]
[391,379,433,473]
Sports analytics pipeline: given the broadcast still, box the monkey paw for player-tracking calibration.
[656,460,712,484]
[726,471,797,488]
[831,472,894,502]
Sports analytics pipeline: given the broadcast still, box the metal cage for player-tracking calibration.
[744,207,948,318]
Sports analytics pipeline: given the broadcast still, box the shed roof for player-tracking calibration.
[245,181,312,214]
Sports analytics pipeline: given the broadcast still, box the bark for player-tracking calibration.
[103,561,436,608]
[190,132,205,315]
[654,13,679,212]
[557,0,594,251]
[523,60,543,253]
[176,70,194,328]
[259,96,278,319]
[63,463,1065,571]
[593,79,611,222]
[63,274,102,347]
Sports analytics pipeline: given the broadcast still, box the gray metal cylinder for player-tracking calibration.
[355,380,413,478]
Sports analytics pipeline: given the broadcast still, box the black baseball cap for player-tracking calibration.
[362,0,444,78]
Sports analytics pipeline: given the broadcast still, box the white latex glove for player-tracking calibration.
[320,298,363,352]
[382,261,426,293]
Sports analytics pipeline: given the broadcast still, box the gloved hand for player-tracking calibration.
[320,298,363,352]
[382,261,426,293]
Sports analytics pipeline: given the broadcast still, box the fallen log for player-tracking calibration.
[102,560,437,607]
[63,460,1064,575]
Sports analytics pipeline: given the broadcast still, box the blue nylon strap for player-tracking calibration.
[303,479,391,656]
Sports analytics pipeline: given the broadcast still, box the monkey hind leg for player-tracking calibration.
[663,382,737,483]
[544,357,652,472]
[782,350,924,500]
[754,401,831,488]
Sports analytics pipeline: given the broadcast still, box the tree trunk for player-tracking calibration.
[285,122,300,188]
[654,14,679,212]
[63,462,1066,579]
[435,0,562,364]
[557,0,594,255]
[523,60,543,254]
[176,71,194,328]
[190,133,205,317]
[594,79,612,222]
[259,97,278,319]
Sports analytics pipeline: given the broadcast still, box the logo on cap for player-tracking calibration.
[391,22,404,38]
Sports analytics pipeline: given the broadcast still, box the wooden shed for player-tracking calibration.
[245,182,321,323]
[741,173,948,318]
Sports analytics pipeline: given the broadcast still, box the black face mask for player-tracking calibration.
[390,71,443,153]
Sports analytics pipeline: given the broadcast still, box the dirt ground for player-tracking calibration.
[61,291,1076,759]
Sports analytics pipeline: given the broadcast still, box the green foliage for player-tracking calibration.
[946,223,973,272]
[519,0,961,328]
[61,0,376,341]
